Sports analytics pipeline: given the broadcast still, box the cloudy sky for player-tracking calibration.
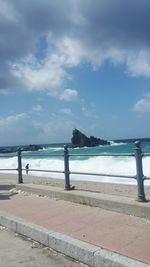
[1,0,150,146]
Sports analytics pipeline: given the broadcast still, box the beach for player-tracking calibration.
[0,140,150,186]
[0,172,150,199]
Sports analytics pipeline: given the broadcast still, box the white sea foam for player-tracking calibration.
[46,147,63,152]
[38,147,49,151]
[51,147,63,152]
[38,146,63,152]
[110,141,126,146]
[0,155,150,185]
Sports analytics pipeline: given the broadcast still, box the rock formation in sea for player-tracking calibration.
[0,144,43,154]
[71,129,110,147]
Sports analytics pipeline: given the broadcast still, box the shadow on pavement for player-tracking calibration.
[0,192,18,200]
[0,184,17,200]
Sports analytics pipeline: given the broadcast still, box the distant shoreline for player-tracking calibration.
[114,137,150,143]
[1,137,150,149]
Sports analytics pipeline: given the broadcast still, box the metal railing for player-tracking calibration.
[0,141,150,202]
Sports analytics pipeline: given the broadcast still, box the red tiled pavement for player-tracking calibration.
[0,191,150,265]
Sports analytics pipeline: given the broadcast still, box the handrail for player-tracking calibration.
[22,153,64,157]
[143,153,150,157]
[69,153,135,157]
[69,171,136,179]
[0,168,17,171]
[23,168,64,174]
[0,155,17,158]
[0,141,149,202]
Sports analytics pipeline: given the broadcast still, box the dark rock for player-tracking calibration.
[22,144,42,152]
[71,129,110,147]
[0,144,43,154]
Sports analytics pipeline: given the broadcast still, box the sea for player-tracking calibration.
[0,138,150,185]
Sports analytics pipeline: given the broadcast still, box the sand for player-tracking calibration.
[0,172,150,199]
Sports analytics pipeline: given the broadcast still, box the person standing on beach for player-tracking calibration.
[25,164,29,174]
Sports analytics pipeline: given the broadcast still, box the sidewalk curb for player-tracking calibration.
[16,184,150,219]
[0,212,148,267]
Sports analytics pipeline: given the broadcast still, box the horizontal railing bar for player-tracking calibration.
[0,153,135,158]
[23,168,64,174]
[143,153,150,157]
[145,176,150,180]
[69,171,136,179]
[0,168,17,171]
[0,155,17,158]
[22,154,64,157]
[0,152,150,158]
[69,153,134,157]
[0,167,137,180]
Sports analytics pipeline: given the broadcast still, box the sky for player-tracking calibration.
[1,0,150,146]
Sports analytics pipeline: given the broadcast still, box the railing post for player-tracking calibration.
[135,141,146,202]
[17,148,23,183]
[64,145,71,190]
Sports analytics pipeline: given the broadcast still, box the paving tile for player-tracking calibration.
[0,191,150,265]
[119,229,150,264]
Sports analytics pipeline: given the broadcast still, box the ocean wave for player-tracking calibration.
[110,141,127,146]
[0,154,150,185]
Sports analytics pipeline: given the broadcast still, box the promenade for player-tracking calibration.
[0,228,84,267]
[0,173,150,267]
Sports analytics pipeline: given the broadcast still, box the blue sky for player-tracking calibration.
[0,0,150,146]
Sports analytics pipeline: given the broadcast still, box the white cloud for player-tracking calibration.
[126,50,150,77]
[0,0,19,23]
[55,36,85,66]
[133,95,150,113]
[0,113,30,127]
[32,104,43,112]
[33,113,76,142]
[11,54,68,92]
[81,100,98,118]
[0,113,32,145]
[0,111,77,145]
[1,0,150,95]
[59,108,72,115]
[59,89,78,101]
[10,39,79,100]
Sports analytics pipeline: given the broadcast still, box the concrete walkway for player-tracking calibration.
[16,183,150,220]
[0,228,85,267]
[0,184,150,266]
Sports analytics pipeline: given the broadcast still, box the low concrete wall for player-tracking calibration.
[0,212,148,267]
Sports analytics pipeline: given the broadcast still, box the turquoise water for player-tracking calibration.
[1,139,150,184]
[22,139,150,159]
